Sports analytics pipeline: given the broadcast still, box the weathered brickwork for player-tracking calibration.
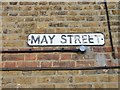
[0,1,120,89]
[1,69,120,88]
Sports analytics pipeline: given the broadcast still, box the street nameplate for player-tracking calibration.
[27,33,104,46]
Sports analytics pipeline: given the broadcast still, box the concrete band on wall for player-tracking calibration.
[0,1,120,89]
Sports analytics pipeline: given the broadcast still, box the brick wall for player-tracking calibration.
[0,1,120,89]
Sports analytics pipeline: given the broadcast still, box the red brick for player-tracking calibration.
[41,62,52,68]
[117,47,120,52]
[93,47,103,52]
[104,54,110,59]
[104,47,112,52]
[53,61,75,67]
[115,53,120,59]
[76,61,95,67]
[4,62,16,68]
[37,53,59,60]
[106,60,118,66]
[60,53,72,60]
[2,54,24,61]
[71,53,81,60]
[17,62,38,68]
[25,54,36,60]
[0,62,3,68]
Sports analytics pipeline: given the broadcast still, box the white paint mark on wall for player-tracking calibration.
[96,54,107,66]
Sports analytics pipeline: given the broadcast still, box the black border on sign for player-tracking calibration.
[27,32,105,47]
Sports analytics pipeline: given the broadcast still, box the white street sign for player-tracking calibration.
[27,33,104,46]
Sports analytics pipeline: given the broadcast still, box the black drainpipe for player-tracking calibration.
[1,48,80,53]
[1,66,120,71]
[104,0,116,59]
